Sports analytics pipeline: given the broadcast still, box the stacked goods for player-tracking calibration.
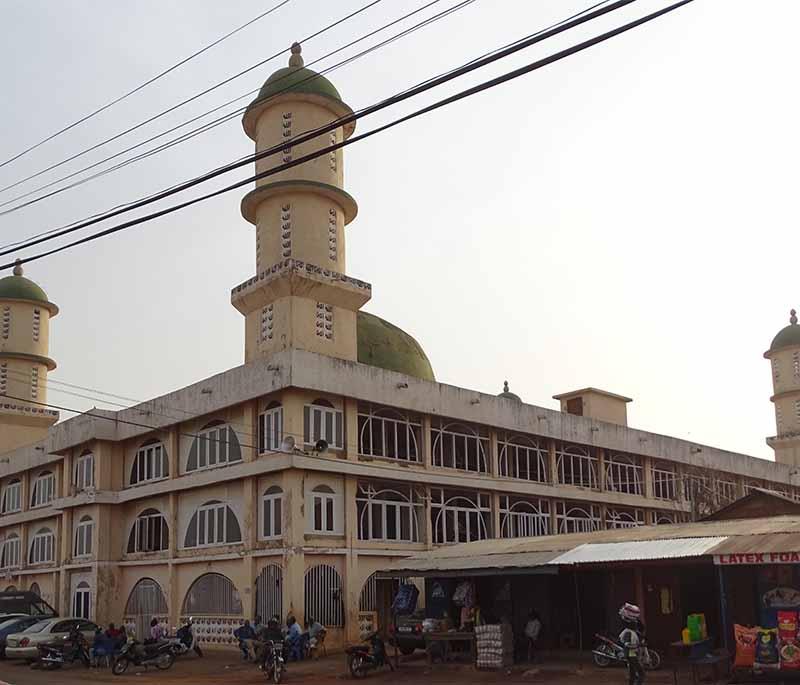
[778,611,800,671]
[475,624,514,670]
[754,628,780,673]
[734,625,759,669]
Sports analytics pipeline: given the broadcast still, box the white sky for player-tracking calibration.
[0,0,793,460]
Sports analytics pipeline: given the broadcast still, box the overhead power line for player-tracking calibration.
[0,0,471,218]
[0,0,294,171]
[0,0,386,197]
[0,0,643,261]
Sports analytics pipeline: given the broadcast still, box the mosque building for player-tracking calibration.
[0,44,799,648]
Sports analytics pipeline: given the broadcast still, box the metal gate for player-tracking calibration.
[255,565,283,622]
[304,564,343,627]
[124,578,168,640]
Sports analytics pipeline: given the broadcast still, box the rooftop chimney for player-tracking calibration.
[552,387,632,426]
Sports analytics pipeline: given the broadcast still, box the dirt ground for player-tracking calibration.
[0,650,725,685]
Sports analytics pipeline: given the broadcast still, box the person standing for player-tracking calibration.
[619,603,645,685]
[524,610,542,662]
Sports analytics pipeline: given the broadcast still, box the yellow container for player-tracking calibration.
[682,628,691,645]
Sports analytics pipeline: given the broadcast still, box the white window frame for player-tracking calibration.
[499,496,550,538]
[29,529,55,565]
[357,405,421,462]
[357,483,421,543]
[303,403,344,450]
[74,453,94,491]
[715,479,737,505]
[555,501,601,534]
[431,489,491,544]
[31,472,55,508]
[258,405,283,454]
[652,464,677,501]
[73,582,91,620]
[74,517,94,557]
[310,486,338,534]
[2,480,21,514]
[605,453,643,496]
[605,508,645,529]
[261,487,283,540]
[430,421,489,474]
[498,434,548,483]
[193,424,238,471]
[1,535,20,569]
[194,501,231,547]
[130,511,168,553]
[556,444,598,489]
[131,442,167,486]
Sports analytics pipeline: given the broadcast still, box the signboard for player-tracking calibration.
[714,552,800,566]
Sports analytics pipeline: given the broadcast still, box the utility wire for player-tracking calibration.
[0,0,385,197]
[0,0,642,261]
[0,0,294,171]
[0,0,464,217]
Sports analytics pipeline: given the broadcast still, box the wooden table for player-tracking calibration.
[424,631,475,665]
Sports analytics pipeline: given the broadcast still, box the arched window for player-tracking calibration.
[359,573,378,612]
[431,490,491,544]
[357,404,421,462]
[1,534,20,569]
[305,564,343,627]
[357,483,421,542]
[605,508,645,529]
[303,399,344,449]
[498,434,548,482]
[74,515,94,557]
[555,444,597,488]
[430,420,489,473]
[31,471,55,508]
[124,578,168,640]
[258,402,283,454]
[1,479,21,514]
[127,509,169,553]
[130,440,168,486]
[4,585,16,592]
[29,527,55,564]
[73,581,91,619]
[29,582,41,597]
[261,486,283,539]
[255,565,283,623]
[186,422,242,472]
[74,451,94,491]
[309,485,338,534]
[605,453,643,496]
[184,501,242,548]
[182,573,242,615]
[499,496,550,538]
[555,501,601,534]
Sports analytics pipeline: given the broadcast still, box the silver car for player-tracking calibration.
[5,617,99,660]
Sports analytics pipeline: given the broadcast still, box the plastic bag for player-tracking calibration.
[755,628,780,672]
[734,625,758,668]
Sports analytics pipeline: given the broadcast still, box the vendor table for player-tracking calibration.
[424,631,475,665]
[668,639,728,685]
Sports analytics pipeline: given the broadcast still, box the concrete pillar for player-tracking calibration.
[491,492,501,539]
[21,472,30,513]
[643,456,653,500]
[243,477,257,549]
[283,391,306,451]
[60,509,73,563]
[243,400,258,462]
[168,492,178,555]
[421,416,432,469]
[242,553,256,620]
[345,398,359,461]
[489,429,499,477]
[284,550,305,623]
[167,562,179,627]
[167,427,179,479]
[597,448,606,491]
[62,451,73,498]
[424,485,433,549]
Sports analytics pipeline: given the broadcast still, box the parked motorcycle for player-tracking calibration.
[37,629,90,670]
[173,618,202,657]
[112,637,175,675]
[347,632,394,679]
[592,633,661,670]
[261,640,285,683]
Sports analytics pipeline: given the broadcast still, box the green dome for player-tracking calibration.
[770,309,800,352]
[254,65,343,105]
[498,381,521,402]
[0,265,49,305]
[357,311,435,382]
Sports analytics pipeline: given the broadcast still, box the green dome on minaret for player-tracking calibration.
[0,260,58,313]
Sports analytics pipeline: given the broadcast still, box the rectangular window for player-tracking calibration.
[32,473,55,508]
[1,538,20,568]
[259,405,283,454]
[2,482,21,513]
[74,454,94,491]
[192,425,239,472]
[197,503,228,547]
[311,491,337,534]
[74,521,94,557]
[652,464,677,501]
[303,403,344,449]
[30,532,54,564]
[262,491,283,539]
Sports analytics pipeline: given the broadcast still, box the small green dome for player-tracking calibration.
[498,380,521,402]
[357,311,435,382]
[0,262,50,305]
[771,309,800,351]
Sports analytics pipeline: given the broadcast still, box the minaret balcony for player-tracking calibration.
[231,258,371,315]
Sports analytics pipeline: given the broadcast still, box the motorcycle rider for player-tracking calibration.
[618,603,646,685]
[176,617,203,657]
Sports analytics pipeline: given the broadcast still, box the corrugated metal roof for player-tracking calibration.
[388,551,561,575]
[708,533,800,556]
[550,537,728,565]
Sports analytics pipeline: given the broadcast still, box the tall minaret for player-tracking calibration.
[231,43,371,363]
[0,261,59,454]
[765,309,800,465]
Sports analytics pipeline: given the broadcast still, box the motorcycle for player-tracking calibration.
[592,633,661,671]
[261,640,285,683]
[37,630,90,670]
[347,631,394,679]
[173,618,203,658]
[112,637,175,675]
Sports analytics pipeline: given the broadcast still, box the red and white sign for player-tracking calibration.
[714,552,800,566]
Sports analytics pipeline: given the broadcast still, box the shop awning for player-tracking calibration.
[380,550,562,577]
[549,537,728,565]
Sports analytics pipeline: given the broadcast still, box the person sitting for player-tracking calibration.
[234,619,257,661]
[146,618,165,645]
[525,610,542,663]
[306,617,326,656]
[285,616,303,661]
[105,623,125,650]
[254,618,285,668]
[90,628,114,667]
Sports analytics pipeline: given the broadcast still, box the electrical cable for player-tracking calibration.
[0,0,386,197]
[0,0,639,259]
[0,0,294,171]
[0,0,467,217]
[1,0,694,272]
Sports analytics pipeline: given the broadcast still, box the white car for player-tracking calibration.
[5,617,99,660]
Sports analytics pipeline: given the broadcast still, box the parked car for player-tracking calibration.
[388,612,427,655]
[0,616,43,658]
[5,618,99,661]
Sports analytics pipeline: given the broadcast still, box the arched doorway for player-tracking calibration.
[181,573,242,646]
[255,564,283,622]
[304,564,343,627]
[124,578,168,640]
